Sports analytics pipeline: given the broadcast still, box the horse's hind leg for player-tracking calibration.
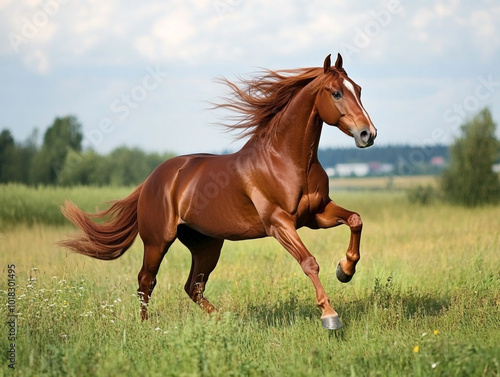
[177,225,223,313]
[137,241,173,320]
[186,244,223,313]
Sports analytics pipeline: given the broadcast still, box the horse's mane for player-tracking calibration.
[215,67,331,141]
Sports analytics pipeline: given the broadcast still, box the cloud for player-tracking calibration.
[0,0,13,11]
[134,6,200,62]
[23,49,49,73]
[4,1,497,72]
[66,1,116,55]
[1,0,68,71]
[407,1,500,61]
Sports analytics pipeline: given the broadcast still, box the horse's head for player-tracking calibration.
[315,54,377,148]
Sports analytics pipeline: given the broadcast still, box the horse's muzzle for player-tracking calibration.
[355,126,377,148]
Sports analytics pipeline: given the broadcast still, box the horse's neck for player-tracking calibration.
[268,87,323,170]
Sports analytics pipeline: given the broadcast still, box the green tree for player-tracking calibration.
[0,129,38,183]
[30,116,83,184]
[18,129,39,183]
[441,108,500,206]
[57,146,174,186]
[105,147,171,186]
[0,129,15,182]
[57,149,106,186]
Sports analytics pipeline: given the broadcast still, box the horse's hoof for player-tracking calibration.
[336,263,353,283]
[321,315,342,330]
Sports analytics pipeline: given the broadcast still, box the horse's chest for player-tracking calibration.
[294,191,327,224]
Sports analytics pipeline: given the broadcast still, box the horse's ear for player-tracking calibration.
[323,54,331,73]
[334,53,343,70]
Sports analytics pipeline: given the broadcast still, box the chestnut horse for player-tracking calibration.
[59,54,376,330]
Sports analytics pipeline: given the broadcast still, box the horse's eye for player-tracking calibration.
[332,91,342,100]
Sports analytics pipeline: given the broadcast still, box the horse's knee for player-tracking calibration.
[347,213,362,232]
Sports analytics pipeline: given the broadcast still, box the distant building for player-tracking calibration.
[325,167,335,177]
[332,163,370,177]
[369,162,394,175]
[325,162,394,177]
[430,156,446,166]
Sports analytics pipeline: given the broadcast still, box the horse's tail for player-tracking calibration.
[58,184,144,260]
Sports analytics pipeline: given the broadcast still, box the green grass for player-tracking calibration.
[0,184,135,226]
[1,185,500,376]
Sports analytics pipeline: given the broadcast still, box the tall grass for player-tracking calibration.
[0,184,135,226]
[1,185,499,376]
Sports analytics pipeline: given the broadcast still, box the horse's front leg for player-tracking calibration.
[268,211,342,330]
[315,200,363,283]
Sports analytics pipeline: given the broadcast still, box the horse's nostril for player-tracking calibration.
[360,130,369,142]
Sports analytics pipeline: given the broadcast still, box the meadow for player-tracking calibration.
[1,181,499,376]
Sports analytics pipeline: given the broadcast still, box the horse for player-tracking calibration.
[58,53,377,330]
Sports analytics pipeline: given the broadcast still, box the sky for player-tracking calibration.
[1,0,500,155]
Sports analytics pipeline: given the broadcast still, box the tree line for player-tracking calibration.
[2,115,449,187]
[1,109,499,207]
[318,144,449,166]
[0,116,174,186]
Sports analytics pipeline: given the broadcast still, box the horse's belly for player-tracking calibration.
[182,193,266,240]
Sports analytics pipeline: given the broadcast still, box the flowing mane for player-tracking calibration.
[215,67,330,141]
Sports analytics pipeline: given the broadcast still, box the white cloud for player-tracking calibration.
[434,0,460,18]
[22,49,49,74]
[411,8,433,32]
[151,9,198,59]
[2,0,499,67]
[0,0,13,11]
[404,1,500,62]
[470,11,493,37]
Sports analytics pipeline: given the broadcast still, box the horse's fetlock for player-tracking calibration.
[346,250,360,264]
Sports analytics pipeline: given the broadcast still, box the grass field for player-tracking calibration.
[330,175,438,191]
[1,183,500,376]
[0,184,135,227]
